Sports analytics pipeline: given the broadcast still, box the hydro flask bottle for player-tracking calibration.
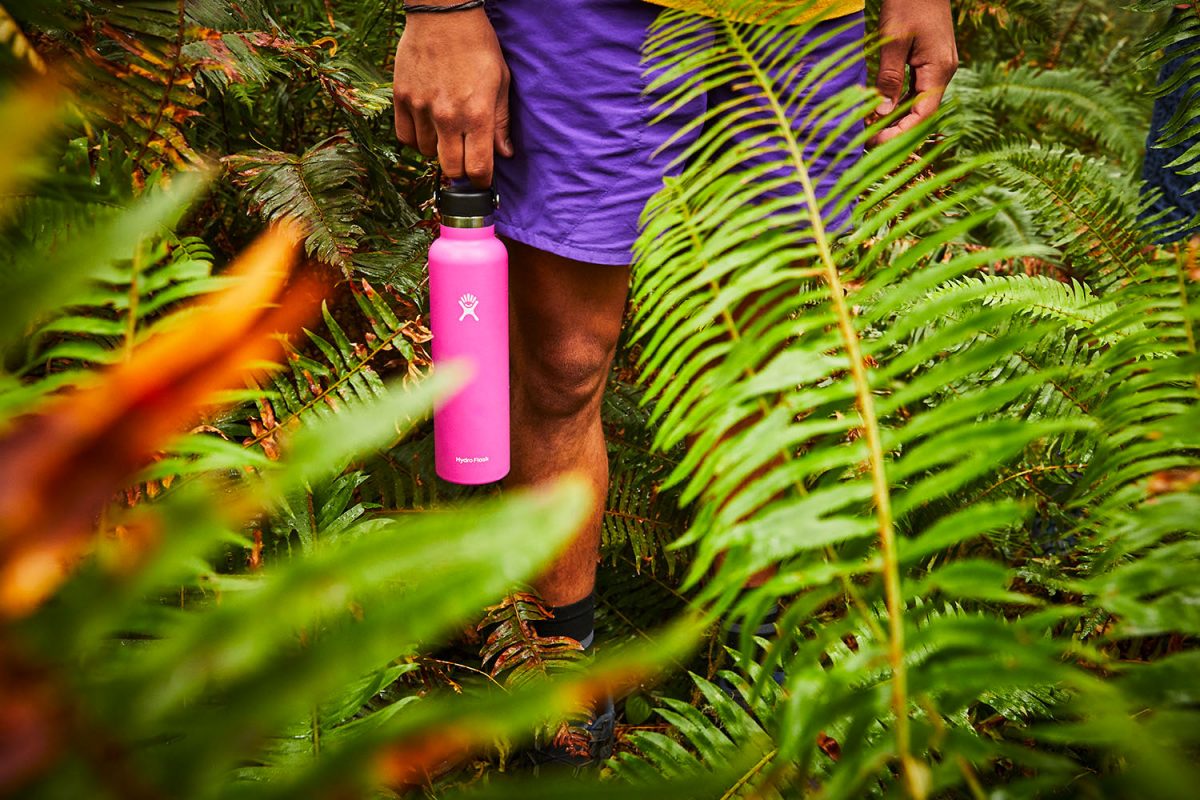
[428,186,510,484]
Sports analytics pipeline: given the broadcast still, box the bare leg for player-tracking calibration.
[504,239,629,607]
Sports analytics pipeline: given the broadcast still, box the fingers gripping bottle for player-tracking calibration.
[429,186,510,484]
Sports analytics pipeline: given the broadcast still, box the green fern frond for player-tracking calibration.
[621,3,1200,796]
[225,135,368,272]
[948,64,1147,165]
[350,232,433,298]
[923,274,1137,344]
[603,467,691,578]
[25,235,223,374]
[245,283,422,459]
[981,144,1151,285]
[1137,4,1199,168]
[616,671,782,797]
[602,376,692,576]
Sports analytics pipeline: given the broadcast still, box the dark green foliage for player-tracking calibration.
[225,137,368,272]
[602,373,692,577]
[617,672,780,797]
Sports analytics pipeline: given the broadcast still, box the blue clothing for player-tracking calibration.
[1143,9,1200,242]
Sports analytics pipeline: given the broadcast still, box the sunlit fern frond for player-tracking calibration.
[620,2,1200,796]
[24,235,223,374]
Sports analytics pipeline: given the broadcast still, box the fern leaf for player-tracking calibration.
[947,64,1147,165]
[617,672,781,798]
[225,135,367,272]
[982,144,1151,285]
[621,4,1200,795]
[478,592,586,689]
[244,283,421,459]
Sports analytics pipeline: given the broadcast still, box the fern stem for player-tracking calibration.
[1175,242,1198,392]
[1046,0,1087,69]
[604,507,680,529]
[980,462,1088,497]
[422,656,506,691]
[719,19,919,795]
[1015,357,1087,414]
[670,188,882,639]
[310,704,321,757]
[719,747,777,800]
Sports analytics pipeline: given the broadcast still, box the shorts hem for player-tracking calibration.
[494,221,633,266]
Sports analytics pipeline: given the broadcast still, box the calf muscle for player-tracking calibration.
[504,239,629,606]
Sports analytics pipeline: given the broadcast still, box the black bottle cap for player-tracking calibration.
[437,186,497,218]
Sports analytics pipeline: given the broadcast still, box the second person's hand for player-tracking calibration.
[393,4,512,187]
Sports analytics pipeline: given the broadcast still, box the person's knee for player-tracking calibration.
[517,334,615,420]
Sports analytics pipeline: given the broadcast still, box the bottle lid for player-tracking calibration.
[437,186,497,228]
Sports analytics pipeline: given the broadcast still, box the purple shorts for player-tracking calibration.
[487,0,868,266]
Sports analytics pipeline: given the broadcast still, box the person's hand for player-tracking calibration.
[393,5,512,186]
[871,0,958,145]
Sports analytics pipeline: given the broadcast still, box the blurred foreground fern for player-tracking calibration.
[0,77,674,800]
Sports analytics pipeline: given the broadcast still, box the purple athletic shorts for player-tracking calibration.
[486,0,868,266]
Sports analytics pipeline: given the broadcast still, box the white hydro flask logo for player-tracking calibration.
[458,293,479,322]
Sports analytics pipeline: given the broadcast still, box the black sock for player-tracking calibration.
[533,593,596,650]
[724,602,780,652]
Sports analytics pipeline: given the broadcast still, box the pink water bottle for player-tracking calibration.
[429,186,509,484]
